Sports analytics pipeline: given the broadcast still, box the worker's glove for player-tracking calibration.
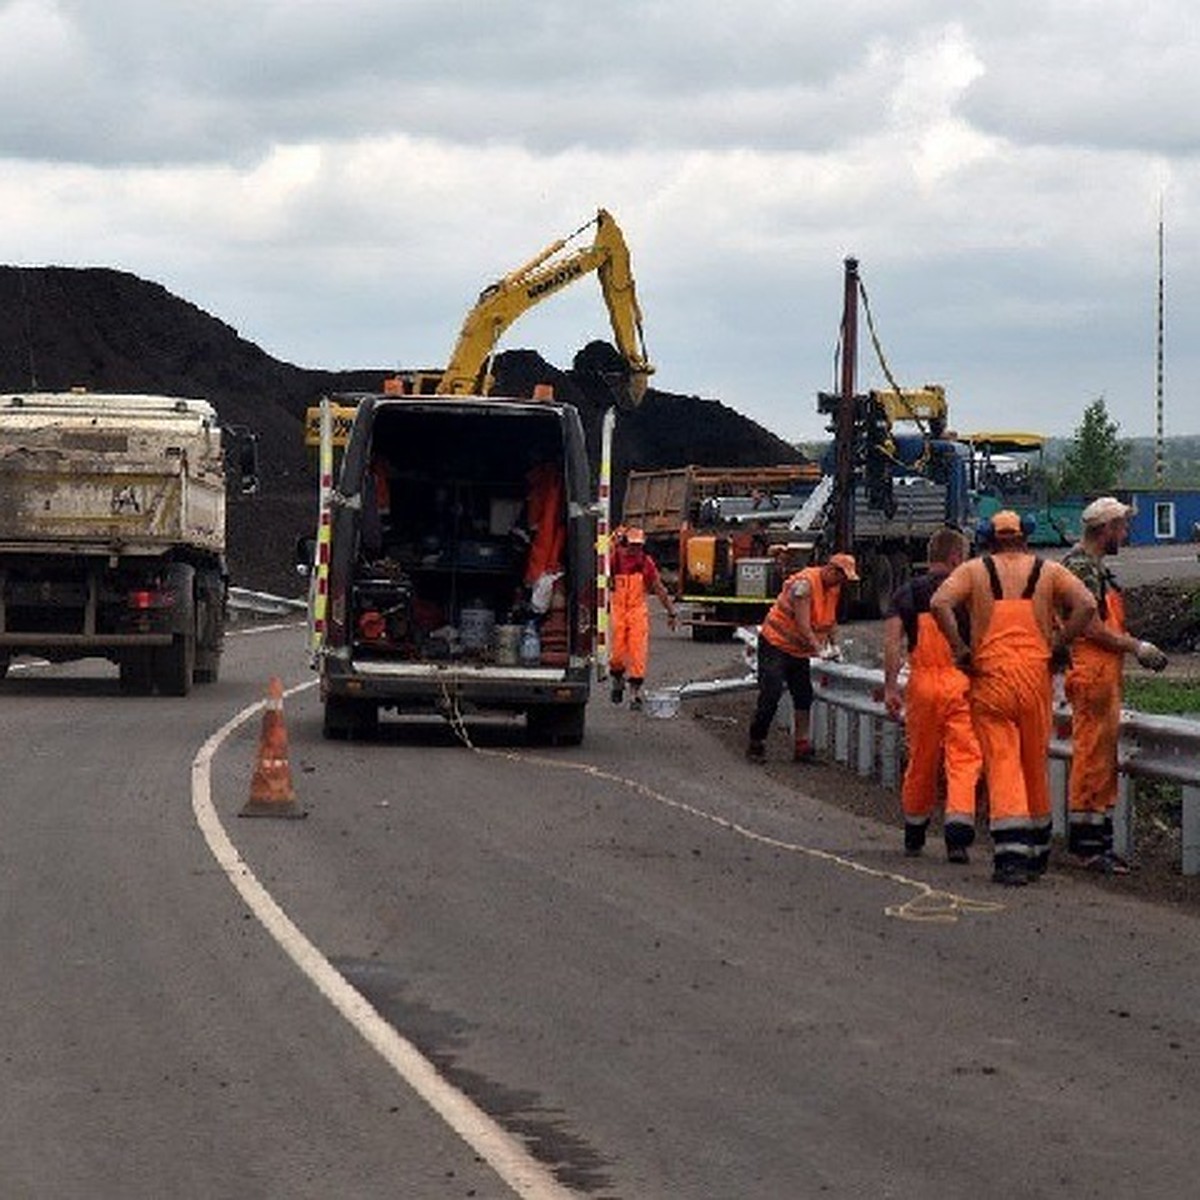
[1135,640,1169,672]
[666,611,678,632]
[883,684,903,721]
[1049,637,1072,674]
[817,642,843,663]
[952,645,973,674]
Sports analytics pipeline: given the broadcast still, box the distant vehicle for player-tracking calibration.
[0,390,257,692]
[963,431,1081,546]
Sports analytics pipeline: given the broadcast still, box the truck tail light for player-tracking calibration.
[128,587,174,610]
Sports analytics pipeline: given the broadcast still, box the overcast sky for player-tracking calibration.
[2,0,1196,443]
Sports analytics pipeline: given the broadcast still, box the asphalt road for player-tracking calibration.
[3,610,1200,1198]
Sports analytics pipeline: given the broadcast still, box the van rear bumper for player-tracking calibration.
[320,656,591,712]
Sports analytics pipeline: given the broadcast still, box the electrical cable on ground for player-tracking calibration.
[441,691,1003,925]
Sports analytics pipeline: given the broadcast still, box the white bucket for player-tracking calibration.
[493,624,522,665]
[460,606,495,652]
[643,688,681,719]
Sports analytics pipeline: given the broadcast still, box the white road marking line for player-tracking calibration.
[191,680,575,1200]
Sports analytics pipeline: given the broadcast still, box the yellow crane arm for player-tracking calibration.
[435,208,654,404]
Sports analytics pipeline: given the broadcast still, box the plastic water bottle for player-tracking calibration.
[519,621,541,666]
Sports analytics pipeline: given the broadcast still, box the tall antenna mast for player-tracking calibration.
[1155,194,1165,484]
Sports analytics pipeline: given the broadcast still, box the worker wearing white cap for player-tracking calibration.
[1061,496,1168,873]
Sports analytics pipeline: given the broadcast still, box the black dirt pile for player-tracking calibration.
[1125,582,1200,653]
[0,267,803,597]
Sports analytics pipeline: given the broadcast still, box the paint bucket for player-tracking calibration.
[459,604,495,653]
[493,624,522,666]
[643,688,681,719]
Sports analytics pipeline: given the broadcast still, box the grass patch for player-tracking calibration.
[1124,676,1200,716]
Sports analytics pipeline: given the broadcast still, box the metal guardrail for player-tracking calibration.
[228,587,308,617]
[806,659,1200,876]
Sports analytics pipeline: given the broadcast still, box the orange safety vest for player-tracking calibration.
[760,566,839,658]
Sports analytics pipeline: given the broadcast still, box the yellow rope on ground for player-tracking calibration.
[460,729,1004,924]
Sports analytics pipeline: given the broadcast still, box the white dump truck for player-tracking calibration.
[0,391,255,693]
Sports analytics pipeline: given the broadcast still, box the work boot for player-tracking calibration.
[629,689,644,712]
[610,674,625,704]
[946,845,970,865]
[992,861,1029,887]
[746,739,766,763]
[793,738,817,764]
[904,824,927,857]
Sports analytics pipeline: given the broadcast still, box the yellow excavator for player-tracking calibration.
[305,208,654,448]
[437,207,653,404]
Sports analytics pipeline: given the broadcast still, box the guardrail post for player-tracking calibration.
[880,720,902,791]
[1113,773,1134,862]
[1183,785,1200,876]
[855,711,875,777]
[811,698,829,756]
[834,707,850,766]
[1048,753,1069,838]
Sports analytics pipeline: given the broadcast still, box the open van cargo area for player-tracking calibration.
[318,395,595,743]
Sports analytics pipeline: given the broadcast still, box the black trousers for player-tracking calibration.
[749,638,813,743]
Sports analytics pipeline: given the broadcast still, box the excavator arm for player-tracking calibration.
[436,208,654,406]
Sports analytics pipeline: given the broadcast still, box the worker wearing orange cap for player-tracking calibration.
[1062,496,1167,873]
[883,527,982,862]
[747,553,858,764]
[609,526,677,710]
[930,511,1096,885]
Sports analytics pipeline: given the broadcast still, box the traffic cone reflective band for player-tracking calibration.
[240,676,307,819]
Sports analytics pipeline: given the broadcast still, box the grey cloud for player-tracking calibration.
[2,0,966,165]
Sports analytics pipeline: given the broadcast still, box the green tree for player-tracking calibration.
[1057,396,1130,495]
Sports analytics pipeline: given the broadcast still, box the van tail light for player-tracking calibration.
[326,582,347,648]
[575,582,595,657]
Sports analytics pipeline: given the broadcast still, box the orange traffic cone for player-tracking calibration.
[239,677,307,819]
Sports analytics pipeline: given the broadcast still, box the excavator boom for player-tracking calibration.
[436,208,654,406]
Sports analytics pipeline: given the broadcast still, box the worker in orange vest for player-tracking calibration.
[930,511,1096,886]
[1061,496,1167,873]
[609,527,677,710]
[746,552,858,764]
[883,527,982,862]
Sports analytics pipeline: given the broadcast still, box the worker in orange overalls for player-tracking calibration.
[746,552,858,764]
[883,527,982,863]
[523,460,566,587]
[1062,496,1167,873]
[609,526,677,710]
[930,511,1096,886]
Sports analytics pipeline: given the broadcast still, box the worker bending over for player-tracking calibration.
[746,553,858,764]
[609,527,677,710]
[930,511,1095,886]
[1062,496,1167,873]
[883,527,983,862]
